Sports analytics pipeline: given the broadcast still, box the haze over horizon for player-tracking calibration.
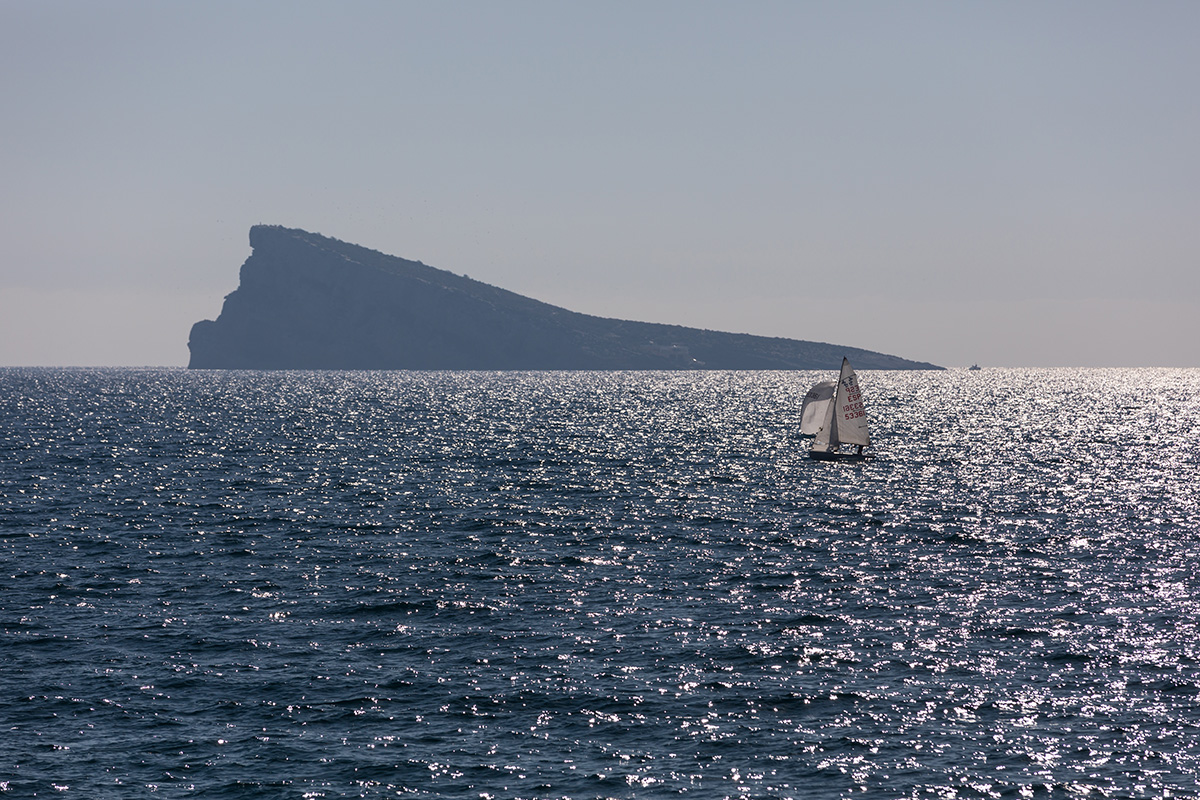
[3,1,1197,368]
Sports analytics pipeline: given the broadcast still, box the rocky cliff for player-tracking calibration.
[188,226,941,370]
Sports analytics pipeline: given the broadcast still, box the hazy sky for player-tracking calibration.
[3,1,1197,367]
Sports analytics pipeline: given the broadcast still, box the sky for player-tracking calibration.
[2,1,1198,368]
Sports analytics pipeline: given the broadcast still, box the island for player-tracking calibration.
[188,226,941,371]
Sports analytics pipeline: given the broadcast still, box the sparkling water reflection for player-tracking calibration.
[2,368,1199,798]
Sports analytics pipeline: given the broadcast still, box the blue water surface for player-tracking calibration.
[2,368,1199,798]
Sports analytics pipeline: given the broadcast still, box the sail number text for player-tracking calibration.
[841,387,864,421]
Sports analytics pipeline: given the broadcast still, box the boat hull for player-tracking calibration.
[809,449,868,462]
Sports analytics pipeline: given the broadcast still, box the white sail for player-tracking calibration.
[833,357,870,447]
[799,380,836,436]
[811,379,838,452]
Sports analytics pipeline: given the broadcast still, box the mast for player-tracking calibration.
[828,378,840,447]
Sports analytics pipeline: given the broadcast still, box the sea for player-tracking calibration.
[2,367,1199,799]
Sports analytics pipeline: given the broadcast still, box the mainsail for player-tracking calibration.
[834,358,870,448]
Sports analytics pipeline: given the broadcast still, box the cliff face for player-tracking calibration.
[188,226,941,370]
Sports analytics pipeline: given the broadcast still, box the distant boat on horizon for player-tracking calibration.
[806,357,870,462]
[968,364,981,371]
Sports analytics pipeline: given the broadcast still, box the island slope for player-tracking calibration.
[188,226,941,371]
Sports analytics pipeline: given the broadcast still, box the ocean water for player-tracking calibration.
[2,367,1199,799]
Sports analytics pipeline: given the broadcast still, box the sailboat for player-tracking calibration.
[807,357,871,461]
